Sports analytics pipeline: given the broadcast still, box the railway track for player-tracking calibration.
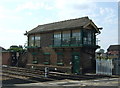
[2,66,113,83]
[3,66,44,75]
[2,66,55,83]
[48,71,112,80]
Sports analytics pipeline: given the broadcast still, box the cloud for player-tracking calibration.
[16,2,42,11]
[96,6,118,50]
[15,1,53,11]
[0,27,26,49]
[99,7,118,25]
[0,6,8,19]
[53,0,97,20]
[54,0,95,9]
[100,8,105,15]
[0,5,22,21]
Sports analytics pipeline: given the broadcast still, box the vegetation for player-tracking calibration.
[8,45,24,52]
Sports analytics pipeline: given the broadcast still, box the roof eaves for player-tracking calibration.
[25,16,93,35]
[27,26,84,35]
[108,45,120,51]
[90,20,100,33]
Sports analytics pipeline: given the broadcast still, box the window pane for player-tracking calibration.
[62,31,70,45]
[83,31,93,45]
[44,55,50,64]
[57,53,64,66]
[54,32,61,46]
[71,30,81,45]
[29,35,34,46]
[92,32,95,45]
[57,55,63,62]
[83,32,88,44]
[88,32,92,45]
[35,35,40,47]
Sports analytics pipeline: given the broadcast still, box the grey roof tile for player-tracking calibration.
[27,16,97,34]
[108,45,120,51]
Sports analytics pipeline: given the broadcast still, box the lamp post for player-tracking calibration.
[16,52,19,67]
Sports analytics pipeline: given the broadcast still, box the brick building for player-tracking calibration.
[107,45,120,59]
[25,17,102,74]
[107,45,120,75]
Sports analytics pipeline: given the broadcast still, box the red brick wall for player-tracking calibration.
[40,32,53,47]
[2,52,11,65]
[80,48,95,73]
[63,49,72,66]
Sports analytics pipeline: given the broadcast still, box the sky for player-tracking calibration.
[0,0,118,51]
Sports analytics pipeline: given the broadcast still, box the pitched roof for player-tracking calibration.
[107,45,120,51]
[26,16,100,35]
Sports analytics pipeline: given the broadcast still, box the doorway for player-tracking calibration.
[72,54,80,74]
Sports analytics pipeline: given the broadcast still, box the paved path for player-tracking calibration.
[6,78,119,87]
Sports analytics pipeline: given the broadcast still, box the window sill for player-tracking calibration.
[57,63,64,66]
[43,62,50,65]
[70,44,82,46]
[61,45,69,47]
[25,46,40,48]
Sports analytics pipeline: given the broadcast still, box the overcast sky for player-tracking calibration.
[0,0,118,51]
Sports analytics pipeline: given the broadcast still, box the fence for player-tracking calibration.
[112,58,120,75]
[96,59,113,75]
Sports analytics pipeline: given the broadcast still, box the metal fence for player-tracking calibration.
[96,59,113,75]
[112,58,120,75]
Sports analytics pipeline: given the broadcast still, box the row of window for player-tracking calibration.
[28,29,95,47]
[83,31,95,45]
[44,54,64,65]
[54,30,95,46]
[54,30,80,46]
[33,54,64,66]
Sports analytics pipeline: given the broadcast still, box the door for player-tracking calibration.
[72,55,80,74]
[11,52,17,66]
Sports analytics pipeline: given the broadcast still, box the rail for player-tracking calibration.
[2,66,113,83]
